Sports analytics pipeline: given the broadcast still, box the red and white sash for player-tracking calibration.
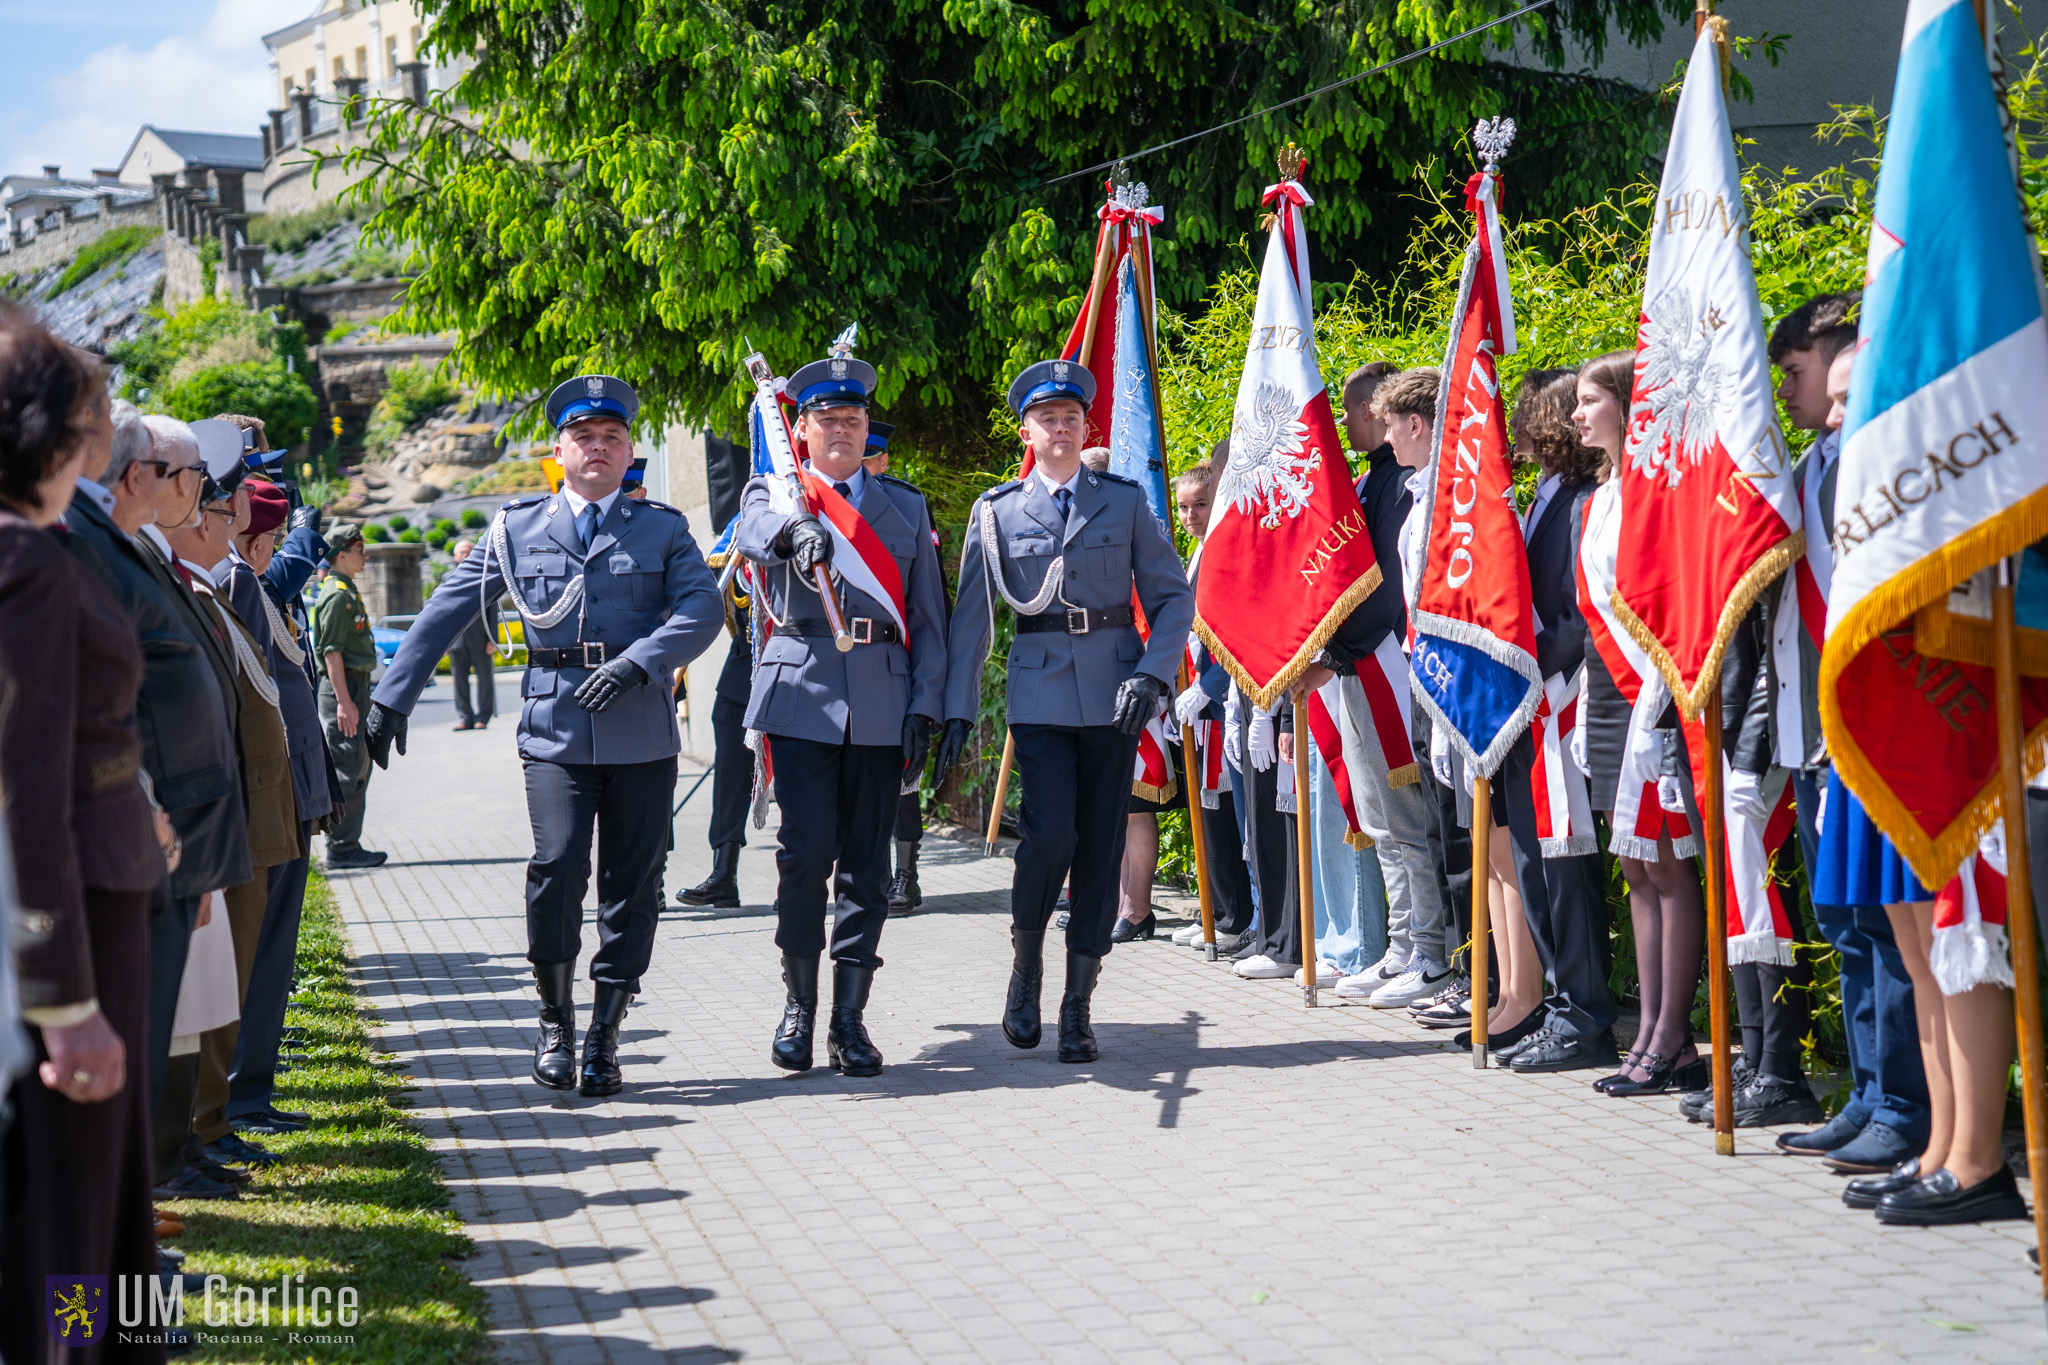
[1308,680,1372,850]
[1608,675,1698,861]
[1931,823,2015,996]
[1723,764,1799,965]
[1530,670,1596,857]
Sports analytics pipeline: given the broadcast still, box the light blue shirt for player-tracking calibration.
[805,462,867,511]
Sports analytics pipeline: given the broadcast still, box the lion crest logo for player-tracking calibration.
[1218,380,1320,529]
[46,1277,106,1343]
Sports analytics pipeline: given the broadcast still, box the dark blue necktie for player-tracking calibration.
[834,480,851,503]
[1055,487,1072,522]
[577,503,599,550]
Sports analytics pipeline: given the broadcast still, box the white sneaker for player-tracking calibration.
[1333,972,1383,999]
[1171,921,1208,946]
[1368,960,1455,1009]
[1235,954,1293,979]
[1294,962,1346,987]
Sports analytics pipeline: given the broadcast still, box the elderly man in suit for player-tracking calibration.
[363,375,722,1097]
[735,347,947,1078]
[934,359,1194,1063]
[446,538,498,730]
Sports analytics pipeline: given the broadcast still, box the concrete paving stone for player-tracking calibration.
[325,679,2048,1364]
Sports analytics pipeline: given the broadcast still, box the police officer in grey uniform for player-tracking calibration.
[362,376,721,1097]
[933,359,1195,1062]
[735,351,948,1078]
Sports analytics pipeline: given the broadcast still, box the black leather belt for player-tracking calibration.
[529,643,610,667]
[1017,605,1134,635]
[776,617,901,645]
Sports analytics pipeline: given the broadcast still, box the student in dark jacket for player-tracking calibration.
[0,311,169,1365]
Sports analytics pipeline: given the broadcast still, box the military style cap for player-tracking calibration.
[326,523,365,553]
[546,374,640,431]
[621,456,648,486]
[788,354,878,412]
[865,420,894,453]
[1007,358,1096,418]
[189,417,249,500]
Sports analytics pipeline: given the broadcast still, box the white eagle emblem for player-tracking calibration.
[1627,285,1739,488]
[829,358,848,379]
[1052,360,1071,382]
[1219,380,1319,529]
[584,376,605,398]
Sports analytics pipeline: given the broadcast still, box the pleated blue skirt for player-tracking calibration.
[1811,766,1931,907]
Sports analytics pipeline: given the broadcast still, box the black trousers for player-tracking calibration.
[1488,729,1616,1042]
[1733,961,1808,1079]
[147,894,199,1116]
[894,788,924,843]
[524,754,678,992]
[768,734,899,967]
[708,691,752,849]
[1200,787,1256,937]
[449,646,496,725]
[1243,758,1299,965]
[1011,723,1140,959]
[1414,710,1474,965]
[228,828,312,1117]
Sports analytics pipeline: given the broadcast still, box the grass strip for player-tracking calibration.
[162,869,487,1363]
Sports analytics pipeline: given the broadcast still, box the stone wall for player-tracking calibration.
[0,198,160,277]
[160,233,206,308]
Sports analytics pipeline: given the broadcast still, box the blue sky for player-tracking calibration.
[0,0,309,179]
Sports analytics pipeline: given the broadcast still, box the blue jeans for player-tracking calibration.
[1308,742,1387,974]
[1797,771,1930,1143]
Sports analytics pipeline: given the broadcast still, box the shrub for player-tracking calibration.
[432,517,457,535]
[385,514,409,531]
[396,528,422,543]
[245,200,364,255]
[463,458,550,495]
[50,225,159,298]
[163,361,319,448]
[322,319,362,345]
[364,361,461,456]
[361,522,389,543]
[459,507,486,528]
[110,297,306,402]
[425,529,451,550]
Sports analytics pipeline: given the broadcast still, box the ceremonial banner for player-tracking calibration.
[1820,0,2048,886]
[1405,122,1541,778]
[1048,181,1166,464]
[1611,21,1800,719]
[1195,156,1378,709]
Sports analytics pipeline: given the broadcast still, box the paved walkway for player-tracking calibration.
[328,677,2045,1363]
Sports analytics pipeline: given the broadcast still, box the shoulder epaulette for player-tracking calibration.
[877,473,925,498]
[635,498,682,515]
[1092,470,1140,488]
[502,495,547,511]
[983,480,1024,500]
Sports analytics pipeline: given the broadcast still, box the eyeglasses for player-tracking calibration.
[133,459,173,479]
[167,463,202,483]
[202,505,235,522]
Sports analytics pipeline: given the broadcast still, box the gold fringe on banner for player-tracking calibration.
[1819,484,2048,887]
[1132,775,1179,805]
[1345,830,1376,850]
[1194,564,1380,714]
[1387,761,1420,788]
[1610,531,1804,722]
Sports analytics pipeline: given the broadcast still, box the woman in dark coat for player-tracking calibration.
[0,306,167,1365]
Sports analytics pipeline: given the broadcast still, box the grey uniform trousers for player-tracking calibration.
[319,669,374,850]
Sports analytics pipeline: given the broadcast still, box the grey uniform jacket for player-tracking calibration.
[372,493,721,765]
[943,469,1194,728]
[735,473,948,746]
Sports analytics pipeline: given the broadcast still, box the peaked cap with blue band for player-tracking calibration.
[546,374,640,431]
[621,456,648,486]
[1007,357,1097,417]
[865,420,894,453]
[788,355,878,412]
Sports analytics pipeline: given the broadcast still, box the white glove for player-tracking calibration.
[1174,683,1207,730]
[1726,768,1770,824]
[1814,779,1829,836]
[1430,720,1454,789]
[1657,773,1688,814]
[1224,690,1244,770]
[1248,707,1277,772]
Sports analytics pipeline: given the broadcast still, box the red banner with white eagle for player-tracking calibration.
[1195,158,1379,710]
[1610,24,1801,718]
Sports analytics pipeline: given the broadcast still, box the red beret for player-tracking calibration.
[243,481,289,538]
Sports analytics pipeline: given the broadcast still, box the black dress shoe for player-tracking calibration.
[1057,951,1102,1063]
[1876,1165,2030,1226]
[677,842,741,908]
[1591,1051,1645,1094]
[1508,1030,1618,1074]
[1453,1012,1542,1052]
[1843,1158,1921,1210]
[1004,929,1046,1049]
[1109,911,1157,944]
[326,846,387,869]
[1604,1050,1699,1098]
[771,954,819,1072]
[532,960,578,1091]
[1731,1073,1824,1128]
[579,985,629,1097]
[826,961,883,1077]
[1777,1106,1867,1156]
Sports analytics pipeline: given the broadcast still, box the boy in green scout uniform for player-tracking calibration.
[314,525,385,868]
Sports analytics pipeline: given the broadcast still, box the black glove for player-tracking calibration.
[364,702,408,769]
[786,516,833,576]
[1112,673,1167,737]
[901,714,937,781]
[572,657,649,713]
[933,717,974,784]
[289,505,322,535]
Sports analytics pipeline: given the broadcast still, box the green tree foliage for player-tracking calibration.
[345,0,1693,456]
[110,297,307,402]
[164,359,321,448]
[363,361,462,455]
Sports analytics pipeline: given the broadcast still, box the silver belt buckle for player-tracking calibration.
[1066,607,1089,635]
[849,617,874,645]
[582,642,608,666]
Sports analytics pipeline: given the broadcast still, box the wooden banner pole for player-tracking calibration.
[1178,661,1220,961]
[1296,707,1319,1007]
[984,731,1016,858]
[1992,558,2048,1323]
[1470,774,1493,1068]
[1702,689,1735,1155]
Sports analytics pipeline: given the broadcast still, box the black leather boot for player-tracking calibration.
[579,985,630,1097]
[532,960,578,1091]
[1003,928,1046,1049]
[772,954,820,1072]
[826,961,883,1077]
[1057,951,1101,1063]
[887,840,922,914]
[677,842,741,908]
